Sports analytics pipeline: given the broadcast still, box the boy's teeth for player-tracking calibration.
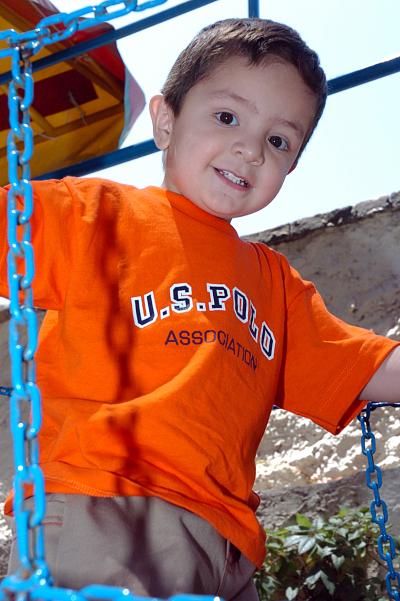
[219,169,248,187]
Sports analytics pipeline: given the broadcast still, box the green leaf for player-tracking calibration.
[320,571,335,595]
[305,570,323,588]
[329,517,341,526]
[266,541,282,550]
[285,586,299,600]
[260,577,278,594]
[296,513,312,528]
[318,545,335,558]
[331,553,345,569]
[284,534,306,548]
[260,506,390,600]
[298,536,316,554]
[314,516,325,529]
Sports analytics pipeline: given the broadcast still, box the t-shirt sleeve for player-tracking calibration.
[0,178,81,310]
[275,255,400,434]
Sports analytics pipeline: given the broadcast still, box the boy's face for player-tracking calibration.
[150,56,317,221]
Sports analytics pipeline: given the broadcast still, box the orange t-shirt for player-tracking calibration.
[0,177,398,567]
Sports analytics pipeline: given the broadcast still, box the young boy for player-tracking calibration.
[3,17,400,601]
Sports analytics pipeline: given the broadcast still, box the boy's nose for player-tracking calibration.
[231,139,264,166]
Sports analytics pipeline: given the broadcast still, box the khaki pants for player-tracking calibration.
[8,494,259,600]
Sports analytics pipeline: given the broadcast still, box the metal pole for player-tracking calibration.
[248,0,260,18]
[328,56,400,94]
[34,139,158,180]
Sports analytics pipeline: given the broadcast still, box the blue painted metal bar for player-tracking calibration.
[35,55,400,180]
[35,140,158,180]
[248,0,260,18]
[328,55,400,94]
[0,0,220,87]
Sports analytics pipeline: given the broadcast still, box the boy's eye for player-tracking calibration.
[216,112,238,126]
[269,136,289,151]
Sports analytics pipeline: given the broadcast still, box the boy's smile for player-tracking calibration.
[150,56,317,221]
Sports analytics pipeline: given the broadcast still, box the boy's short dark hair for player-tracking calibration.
[161,18,328,162]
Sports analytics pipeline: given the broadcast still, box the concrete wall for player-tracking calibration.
[247,191,400,531]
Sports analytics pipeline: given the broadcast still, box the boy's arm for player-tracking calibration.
[359,346,400,402]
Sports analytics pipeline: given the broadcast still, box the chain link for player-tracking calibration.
[0,0,168,59]
[358,402,400,600]
[5,45,49,585]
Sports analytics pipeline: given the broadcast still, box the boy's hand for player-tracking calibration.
[359,346,400,402]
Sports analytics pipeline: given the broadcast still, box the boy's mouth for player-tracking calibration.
[215,168,250,189]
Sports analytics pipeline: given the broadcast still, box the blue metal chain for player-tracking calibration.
[5,44,47,586]
[0,0,219,599]
[0,0,168,60]
[358,402,400,600]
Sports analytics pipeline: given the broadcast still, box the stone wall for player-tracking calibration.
[248,191,400,532]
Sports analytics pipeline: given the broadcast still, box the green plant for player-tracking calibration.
[254,507,399,600]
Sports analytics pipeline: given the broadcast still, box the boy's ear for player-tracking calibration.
[288,161,297,174]
[149,95,174,150]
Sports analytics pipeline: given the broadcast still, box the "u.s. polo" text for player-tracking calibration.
[131,283,275,360]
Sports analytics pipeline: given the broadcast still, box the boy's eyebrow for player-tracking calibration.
[211,90,306,138]
[212,90,260,113]
[274,117,305,138]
